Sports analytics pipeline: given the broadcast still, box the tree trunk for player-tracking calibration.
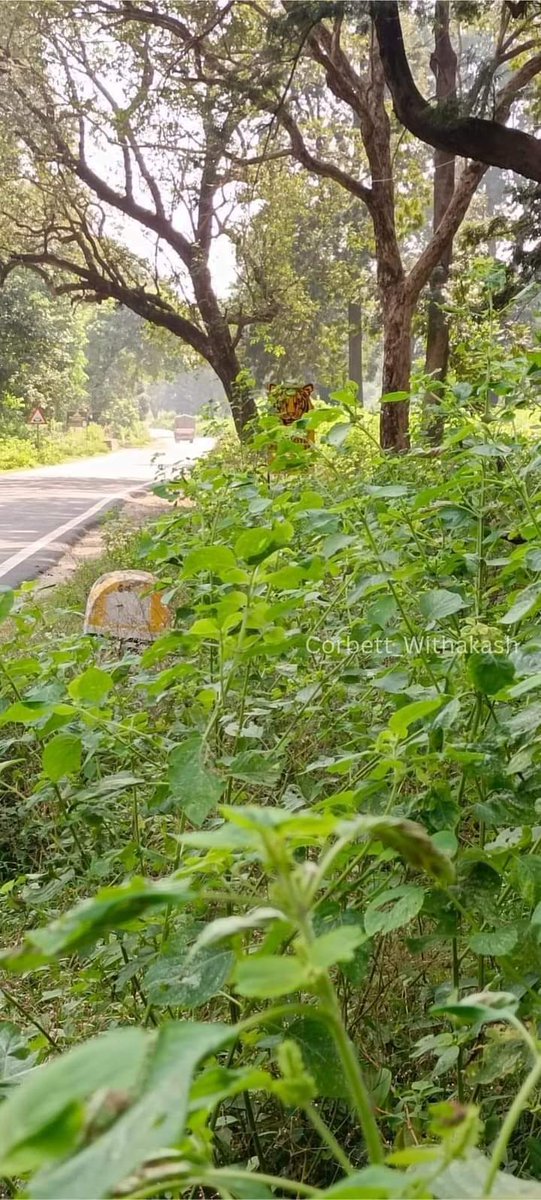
[424,0,457,445]
[348,300,364,404]
[380,287,412,451]
[191,250,258,439]
[213,347,258,439]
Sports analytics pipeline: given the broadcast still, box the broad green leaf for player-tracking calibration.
[234,955,309,998]
[321,1165,406,1197]
[373,670,410,694]
[0,589,14,622]
[32,1022,231,1200]
[265,564,306,588]
[365,484,410,498]
[472,1037,526,1086]
[324,421,351,447]
[0,1027,148,1173]
[509,672,541,698]
[76,772,142,802]
[432,991,519,1026]
[168,735,223,826]
[419,588,467,621]
[227,749,281,786]
[364,885,425,937]
[0,701,54,728]
[209,1173,273,1200]
[235,522,293,565]
[433,1153,541,1198]
[365,595,398,628]
[468,653,515,695]
[351,816,455,884]
[321,532,355,559]
[433,697,462,730]
[42,733,82,783]
[309,925,368,970]
[2,878,191,969]
[500,583,541,625]
[468,926,519,956]
[511,856,541,906]
[194,907,286,950]
[469,442,510,458]
[380,391,409,403]
[432,830,459,858]
[288,1016,347,1099]
[507,703,541,737]
[144,938,233,1009]
[389,698,444,737]
[67,668,113,705]
[183,545,237,578]
[0,1023,36,1092]
[189,617,222,640]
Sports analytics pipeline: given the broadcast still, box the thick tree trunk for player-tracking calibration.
[424,1,457,444]
[348,300,364,404]
[380,287,412,451]
[213,347,257,439]
[191,248,258,439]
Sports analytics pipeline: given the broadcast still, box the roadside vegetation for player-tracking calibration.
[4,2,541,1197]
[0,275,186,468]
[3,337,541,1197]
[0,424,151,472]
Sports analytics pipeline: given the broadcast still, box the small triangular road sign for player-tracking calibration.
[28,407,47,426]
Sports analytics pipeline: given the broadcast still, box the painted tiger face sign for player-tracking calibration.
[268,383,315,445]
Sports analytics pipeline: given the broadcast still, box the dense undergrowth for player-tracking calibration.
[0,421,148,470]
[4,363,541,1197]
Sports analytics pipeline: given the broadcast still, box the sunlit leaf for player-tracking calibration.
[42,733,82,783]
[168,735,223,826]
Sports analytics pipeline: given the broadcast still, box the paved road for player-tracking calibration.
[0,432,213,588]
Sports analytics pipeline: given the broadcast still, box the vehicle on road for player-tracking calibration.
[174,415,196,443]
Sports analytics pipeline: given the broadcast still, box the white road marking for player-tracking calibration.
[0,485,139,582]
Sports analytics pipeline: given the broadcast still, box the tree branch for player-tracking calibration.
[279,109,373,208]
[372,0,541,182]
[407,161,486,299]
[0,251,211,359]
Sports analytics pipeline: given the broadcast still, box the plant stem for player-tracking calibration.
[484,1052,541,1195]
[319,975,384,1164]
[204,1168,323,1198]
[0,982,59,1049]
[451,935,464,1103]
[243,1087,267,1171]
[132,783,144,874]
[53,783,89,871]
[305,1103,353,1174]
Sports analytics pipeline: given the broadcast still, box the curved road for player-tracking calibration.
[0,431,213,589]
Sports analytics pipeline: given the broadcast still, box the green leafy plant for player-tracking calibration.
[4,363,541,1195]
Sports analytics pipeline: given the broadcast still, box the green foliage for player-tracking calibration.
[84,304,185,423]
[0,425,110,470]
[0,273,87,428]
[4,368,541,1196]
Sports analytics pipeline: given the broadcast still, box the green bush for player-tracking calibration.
[38,424,109,463]
[0,418,152,471]
[5,369,541,1197]
[0,436,39,469]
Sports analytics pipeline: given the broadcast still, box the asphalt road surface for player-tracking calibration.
[0,432,213,588]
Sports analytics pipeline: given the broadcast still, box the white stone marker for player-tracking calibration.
[84,571,171,642]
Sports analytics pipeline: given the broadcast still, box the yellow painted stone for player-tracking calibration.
[84,571,171,642]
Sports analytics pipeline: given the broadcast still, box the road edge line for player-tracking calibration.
[0,485,139,583]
